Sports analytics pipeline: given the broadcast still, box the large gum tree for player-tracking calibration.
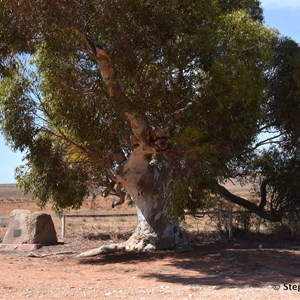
[1,0,299,256]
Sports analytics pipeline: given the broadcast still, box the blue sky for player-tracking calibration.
[0,0,300,184]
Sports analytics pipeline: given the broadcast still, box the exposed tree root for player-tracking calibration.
[78,243,125,257]
[77,236,193,258]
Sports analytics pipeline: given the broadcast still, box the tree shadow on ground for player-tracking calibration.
[79,233,300,289]
[83,231,132,241]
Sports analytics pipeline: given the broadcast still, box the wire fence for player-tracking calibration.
[2,210,300,242]
[59,211,239,242]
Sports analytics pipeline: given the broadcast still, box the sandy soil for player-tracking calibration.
[1,184,300,299]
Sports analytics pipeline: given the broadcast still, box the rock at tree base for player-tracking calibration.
[2,209,58,249]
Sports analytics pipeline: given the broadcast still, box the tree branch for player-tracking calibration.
[92,47,150,147]
[259,178,271,209]
[241,133,284,156]
[254,133,283,148]
[217,183,282,222]
[46,3,168,151]
[73,28,98,62]
[166,101,193,126]
[40,126,101,162]
[74,27,150,146]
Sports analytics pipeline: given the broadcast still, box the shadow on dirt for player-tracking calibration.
[79,233,300,289]
[83,231,132,241]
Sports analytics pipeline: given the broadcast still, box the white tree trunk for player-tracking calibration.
[79,147,190,257]
[77,48,191,257]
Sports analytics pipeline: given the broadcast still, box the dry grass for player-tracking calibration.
[0,184,221,247]
[1,183,298,246]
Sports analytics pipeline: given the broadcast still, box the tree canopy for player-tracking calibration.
[0,0,299,222]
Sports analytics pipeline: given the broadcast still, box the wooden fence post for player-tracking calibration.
[227,211,233,241]
[61,215,66,242]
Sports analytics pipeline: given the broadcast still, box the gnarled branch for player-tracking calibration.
[259,178,272,209]
[166,101,193,126]
[217,183,282,222]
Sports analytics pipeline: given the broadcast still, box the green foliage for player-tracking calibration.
[219,0,263,22]
[170,11,277,216]
[252,146,300,212]
[0,0,298,217]
[0,70,36,151]
[165,178,217,220]
[15,134,89,214]
[268,37,300,142]
[35,40,127,154]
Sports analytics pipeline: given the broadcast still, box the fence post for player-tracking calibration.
[227,211,233,241]
[61,215,66,242]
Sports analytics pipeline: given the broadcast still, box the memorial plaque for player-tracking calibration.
[3,209,58,246]
[13,229,22,237]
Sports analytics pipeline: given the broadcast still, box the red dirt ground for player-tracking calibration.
[1,184,300,299]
